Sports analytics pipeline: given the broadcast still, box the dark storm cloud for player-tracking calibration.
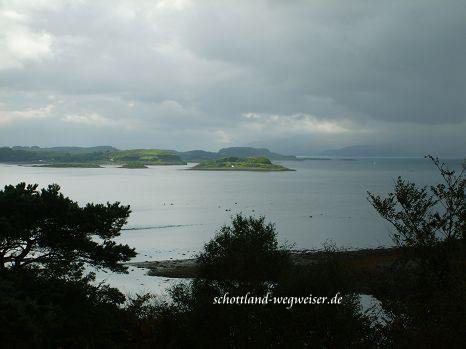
[180,0,466,124]
[0,0,465,154]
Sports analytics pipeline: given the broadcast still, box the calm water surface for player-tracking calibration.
[1,158,460,294]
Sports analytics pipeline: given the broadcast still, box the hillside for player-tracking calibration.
[177,147,296,162]
[176,150,218,162]
[108,149,186,165]
[0,147,186,165]
[218,147,296,160]
[0,147,110,163]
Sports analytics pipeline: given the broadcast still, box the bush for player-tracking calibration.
[198,214,291,282]
[0,269,132,348]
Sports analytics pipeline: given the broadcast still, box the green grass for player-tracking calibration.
[108,149,186,165]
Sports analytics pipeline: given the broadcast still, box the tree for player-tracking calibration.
[198,214,290,281]
[133,216,376,348]
[0,182,136,277]
[367,156,465,267]
[0,268,132,348]
[367,156,466,347]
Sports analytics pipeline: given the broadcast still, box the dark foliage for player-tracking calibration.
[198,214,291,282]
[368,156,466,347]
[0,183,141,348]
[368,156,465,247]
[0,269,135,348]
[0,182,136,277]
[136,216,376,348]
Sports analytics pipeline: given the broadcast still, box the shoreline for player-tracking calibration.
[128,247,402,292]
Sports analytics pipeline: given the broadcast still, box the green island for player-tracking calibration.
[189,156,294,171]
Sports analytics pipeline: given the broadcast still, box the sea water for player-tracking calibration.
[1,158,462,294]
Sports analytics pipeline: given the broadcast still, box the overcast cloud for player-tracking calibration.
[0,0,465,155]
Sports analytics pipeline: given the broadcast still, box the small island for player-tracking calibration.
[189,157,294,171]
[119,162,148,169]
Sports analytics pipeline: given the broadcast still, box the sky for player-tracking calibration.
[0,0,465,156]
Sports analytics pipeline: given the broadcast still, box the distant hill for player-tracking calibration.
[0,146,117,163]
[0,146,185,165]
[320,145,418,157]
[11,146,118,154]
[175,150,218,162]
[218,147,296,160]
[177,147,296,162]
[109,149,186,165]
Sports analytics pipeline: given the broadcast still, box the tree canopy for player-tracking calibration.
[198,214,290,281]
[367,156,466,347]
[0,182,135,277]
[368,156,465,248]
